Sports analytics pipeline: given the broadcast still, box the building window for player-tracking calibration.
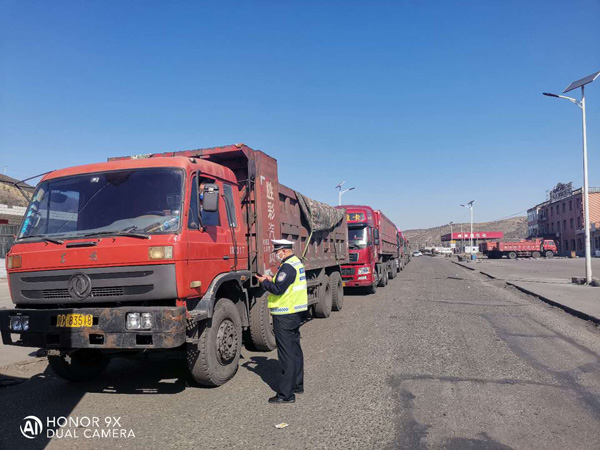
[562,203,566,213]
[551,223,554,232]
[578,239,583,251]
[570,218,574,229]
[565,240,569,251]
[556,222,560,232]
[569,200,572,211]
[563,220,566,231]
[572,239,576,250]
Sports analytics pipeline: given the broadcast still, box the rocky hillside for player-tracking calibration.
[403,217,528,248]
[0,174,34,207]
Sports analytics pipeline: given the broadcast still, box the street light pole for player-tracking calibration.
[582,85,592,284]
[461,201,475,253]
[449,221,454,249]
[335,181,355,206]
[543,70,599,284]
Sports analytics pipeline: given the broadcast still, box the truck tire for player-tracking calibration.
[188,298,242,387]
[508,252,517,260]
[545,251,554,258]
[314,275,332,318]
[389,262,397,279]
[365,283,377,295]
[248,293,276,351]
[532,251,541,259]
[48,349,109,382]
[330,271,344,311]
[378,266,388,287]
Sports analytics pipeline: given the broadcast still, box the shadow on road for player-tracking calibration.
[241,355,280,392]
[0,357,194,449]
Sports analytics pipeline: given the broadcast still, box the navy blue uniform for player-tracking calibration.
[260,255,304,401]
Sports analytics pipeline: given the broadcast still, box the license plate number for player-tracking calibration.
[56,314,93,328]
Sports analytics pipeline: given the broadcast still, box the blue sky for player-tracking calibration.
[1,0,599,229]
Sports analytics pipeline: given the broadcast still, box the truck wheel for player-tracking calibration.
[48,349,109,382]
[366,272,378,294]
[508,252,517,260]
[545,251,554,258]
[389,262,397,279]
[532,251,541,258]
[248,293,276,351]
[378,267,388,287]
[314,275,332,318]
[187,298,242,387]
[331,272,344,311]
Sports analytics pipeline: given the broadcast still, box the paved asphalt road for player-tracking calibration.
[1,256,600,450]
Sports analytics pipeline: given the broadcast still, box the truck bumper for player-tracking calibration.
[0,306,187,350]
[341,265,375,287]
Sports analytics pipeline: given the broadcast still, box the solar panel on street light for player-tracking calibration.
[563,71,600,93]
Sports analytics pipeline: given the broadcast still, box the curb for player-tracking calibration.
[452,260,600,325]
[451,261,475,271]
[506,282,600,325]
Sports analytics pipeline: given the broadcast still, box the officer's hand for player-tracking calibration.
[255,274,271,283]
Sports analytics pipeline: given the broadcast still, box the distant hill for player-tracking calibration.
[403,217,528,248]
[0,174,34,207]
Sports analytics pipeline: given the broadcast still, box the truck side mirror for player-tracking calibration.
[202,184,219,212]
[373,228,380,245]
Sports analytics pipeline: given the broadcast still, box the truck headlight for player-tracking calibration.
[7,255,22,269]
[148,246,173,260]
[10,315,28,331]
[358,267,370,275]
[126,313,141,330]
[126,312,153,330]
[141,313,153,330]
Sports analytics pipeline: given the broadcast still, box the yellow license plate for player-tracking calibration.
[342,282,346,287]
[56,314,93,328]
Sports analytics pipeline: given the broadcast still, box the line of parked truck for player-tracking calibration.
[1,144,409,386]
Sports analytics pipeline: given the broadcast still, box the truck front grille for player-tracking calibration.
[22,285,153,300]
[341,268,355,276]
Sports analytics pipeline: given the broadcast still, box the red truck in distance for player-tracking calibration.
[1,144,348,386]
[338,205,402,293]
[481,238,557,259]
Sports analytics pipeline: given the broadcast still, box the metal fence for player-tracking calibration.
[0,224,19,258]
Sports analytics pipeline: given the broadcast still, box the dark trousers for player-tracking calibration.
[272,312,304,401]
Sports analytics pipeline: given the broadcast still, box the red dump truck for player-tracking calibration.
[1,144,348,386]
[481,238,557,259]
[338,205,400,293]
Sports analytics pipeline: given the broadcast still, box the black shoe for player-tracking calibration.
[268,395,295,404]
[294,388,304,394]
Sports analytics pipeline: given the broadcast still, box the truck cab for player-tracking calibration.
[338,205,380,292]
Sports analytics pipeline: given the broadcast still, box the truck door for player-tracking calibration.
[186,173,232,299]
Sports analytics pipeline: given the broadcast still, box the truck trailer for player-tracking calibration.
[338,205,400,293]
[481,238,557,259]
[0,144,348,386]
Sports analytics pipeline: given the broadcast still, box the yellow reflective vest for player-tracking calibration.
[268,255,308,315]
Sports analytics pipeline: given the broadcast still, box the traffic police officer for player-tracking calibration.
[256,239,307,404]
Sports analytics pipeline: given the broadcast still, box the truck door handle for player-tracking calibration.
[223,255,230,260]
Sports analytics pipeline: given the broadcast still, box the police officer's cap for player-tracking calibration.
[271,239,294,252]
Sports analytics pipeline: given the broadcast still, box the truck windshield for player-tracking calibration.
[18,168,184,240]
[348,226,368,249]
